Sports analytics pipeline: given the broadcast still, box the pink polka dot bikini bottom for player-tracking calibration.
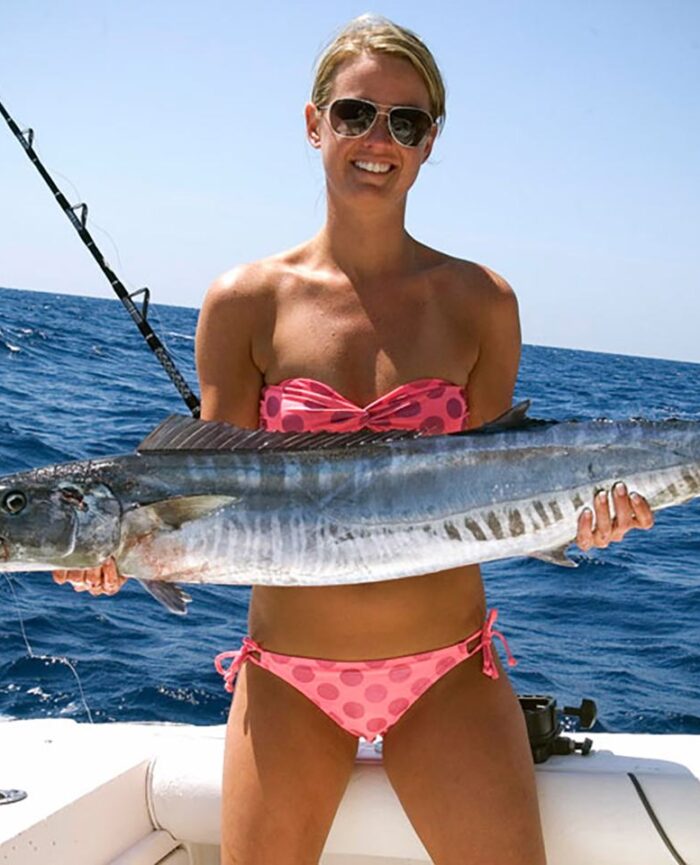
[214,609,515,741]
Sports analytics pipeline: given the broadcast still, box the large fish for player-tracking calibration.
[0,403,699,614]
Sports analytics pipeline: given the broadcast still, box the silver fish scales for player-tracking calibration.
[1,403,699,613]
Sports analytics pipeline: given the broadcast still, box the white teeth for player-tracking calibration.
[354,161,392,174]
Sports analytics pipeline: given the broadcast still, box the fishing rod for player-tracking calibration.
[0,98,201,418]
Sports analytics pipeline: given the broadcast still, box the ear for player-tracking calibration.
[305,102,322,149]
[420,124,438,164]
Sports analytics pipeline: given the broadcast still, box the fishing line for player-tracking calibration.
[78,210,193,374]
[46,164,83,215]
[79,210,195,388]
[61,185,195,374]
[2,574,94,724]
[38,158,136,300]
[0,97,200,417]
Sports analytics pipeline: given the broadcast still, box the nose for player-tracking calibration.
[365,111,394,145]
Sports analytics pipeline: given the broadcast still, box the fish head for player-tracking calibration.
[0,469,122,571]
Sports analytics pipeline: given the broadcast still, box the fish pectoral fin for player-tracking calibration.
[135,495,237,530]
[530,544,578,568]
[138,579,192,614]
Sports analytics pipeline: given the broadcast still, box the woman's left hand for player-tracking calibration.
[576,482,654,551]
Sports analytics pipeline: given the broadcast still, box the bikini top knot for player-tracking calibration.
[259,377,468,436]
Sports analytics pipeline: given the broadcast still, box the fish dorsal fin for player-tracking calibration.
[473,400,531,433]
[137,415,422,453]
[468,400,552,435]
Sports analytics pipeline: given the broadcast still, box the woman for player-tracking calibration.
[55,15,653,865]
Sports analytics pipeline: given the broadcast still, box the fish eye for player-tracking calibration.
[2,490,27,515]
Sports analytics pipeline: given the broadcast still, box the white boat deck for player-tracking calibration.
[1,719,699,864]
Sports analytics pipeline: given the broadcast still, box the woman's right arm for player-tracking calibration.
[54,265,269,595]
[196,265,267,426]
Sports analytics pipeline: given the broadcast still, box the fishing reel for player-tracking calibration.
[518,695,597,764]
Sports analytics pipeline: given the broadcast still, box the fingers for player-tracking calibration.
[630,491,654,530]
[576,506,595,552]
[594,489,614,544]
[51,558,126,596]
[52,569,92,591]
[610,483,635,532]
[100,558,127,596]
[576,483,654,551]
[575,490,614,551]
[612,483,654,537]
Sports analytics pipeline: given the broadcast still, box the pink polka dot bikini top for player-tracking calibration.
[259,377,468,435]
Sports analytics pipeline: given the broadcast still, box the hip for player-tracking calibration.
[247,563,487,660]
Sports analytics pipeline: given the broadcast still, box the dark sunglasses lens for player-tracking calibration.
[389,108,433,147]
[329,99,377,137]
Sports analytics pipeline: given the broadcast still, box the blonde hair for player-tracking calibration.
[311,14,446,130]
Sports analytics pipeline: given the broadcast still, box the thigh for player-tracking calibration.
[382,652,546,865]
[221,662,358,865]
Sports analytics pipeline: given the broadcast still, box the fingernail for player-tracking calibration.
[597,490,608,503]
[631,492,641,503]
[615,482,627,496]
[582,507,592,518]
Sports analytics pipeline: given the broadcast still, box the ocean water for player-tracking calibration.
[1,285,699,733]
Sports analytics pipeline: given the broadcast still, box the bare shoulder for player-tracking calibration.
[453,259,516,307]
[203,243,312,315]
[203,259,278,318]
[424,249,518,326]
[478,262,515,296]
[418,242,513,297]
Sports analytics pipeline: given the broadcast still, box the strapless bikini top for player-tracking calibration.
[259,377,468,435]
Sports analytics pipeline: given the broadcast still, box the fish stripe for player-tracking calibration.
[533,501,550,526]
[508,509,526,536]
[682,470,699,492]
[464,518,487,541]
[549,501,564,521]
[444,521,461,541]
[486,511,505,539]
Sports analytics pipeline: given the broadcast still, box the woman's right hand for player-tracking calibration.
[52,556,126,596]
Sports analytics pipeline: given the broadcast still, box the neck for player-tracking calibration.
[316,192,417,281]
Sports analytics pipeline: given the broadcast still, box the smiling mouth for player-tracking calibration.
[352,160,394,174]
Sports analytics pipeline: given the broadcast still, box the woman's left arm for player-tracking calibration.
[464,266,654,551]
[464,267,521,430]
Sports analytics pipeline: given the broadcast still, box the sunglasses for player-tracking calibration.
[318,98,435,148]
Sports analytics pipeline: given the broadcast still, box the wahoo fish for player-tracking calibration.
[0,403,699,614]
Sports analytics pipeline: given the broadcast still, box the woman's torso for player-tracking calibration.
[240,242,494,659]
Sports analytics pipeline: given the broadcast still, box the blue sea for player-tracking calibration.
[1,285,699,733]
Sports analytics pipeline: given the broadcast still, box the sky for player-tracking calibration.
[1,0,698,362]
